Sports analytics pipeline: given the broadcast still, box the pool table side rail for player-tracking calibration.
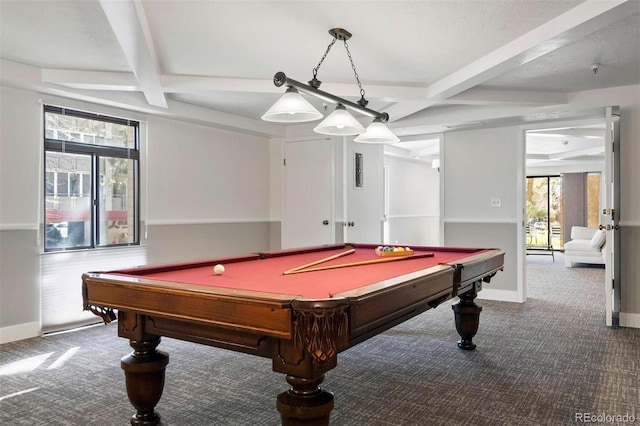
[132,313,278,358]
[260,244,350,259]
[110,254,261,275]
[83,271,305,300]
[82,274,299,339]
[336,248,504,351]
[339,266,456,346]
[447,249,505,294]
[350,242,490,254]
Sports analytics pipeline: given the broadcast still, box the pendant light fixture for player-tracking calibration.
[262,28,398,143]
[261,87,323,123]
[314,104,365,135]
[354,118,400,143]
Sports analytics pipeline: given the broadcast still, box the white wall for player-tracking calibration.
[568,86,640,223]
[268,138,283,249]
[617,100,640,325]
[0,85,273,341]
[443,126,522,301]
[1,87,51,341]
[146,116,270,223]
[384,155,440,245]
[0,87,42,228]
[440,86,640,324]
[444,127,519,223]
[568,85,640,326]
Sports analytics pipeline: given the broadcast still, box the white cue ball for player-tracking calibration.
[213,264,225,275]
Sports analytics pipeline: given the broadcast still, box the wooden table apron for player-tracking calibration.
[82,243,504,425]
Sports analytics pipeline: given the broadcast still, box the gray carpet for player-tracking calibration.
[1,252,638,425]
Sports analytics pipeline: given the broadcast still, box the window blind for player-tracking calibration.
[41,246,148,333]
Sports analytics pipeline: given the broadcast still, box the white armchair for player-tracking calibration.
[563,226,606,267]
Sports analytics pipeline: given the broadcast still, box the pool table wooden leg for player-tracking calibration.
[121,336,169,426]
[274,299,348,424]
[277,374,334,425]
[452,285,483,350]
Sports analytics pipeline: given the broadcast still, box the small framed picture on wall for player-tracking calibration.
[355,152,364,188]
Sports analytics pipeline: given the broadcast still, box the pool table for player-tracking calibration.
[82,243,504,425]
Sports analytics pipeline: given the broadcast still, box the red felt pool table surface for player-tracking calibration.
[112,244,487,299]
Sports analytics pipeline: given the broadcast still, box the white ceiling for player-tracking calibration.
[1,0,638,166]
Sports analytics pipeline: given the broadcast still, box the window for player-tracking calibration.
[43,106,140,251]
[586,173,601,228]
[526,175,564,250]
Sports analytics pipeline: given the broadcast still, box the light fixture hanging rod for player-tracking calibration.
[273,72,389,123]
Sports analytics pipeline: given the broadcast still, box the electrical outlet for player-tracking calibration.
[491,197,502,208]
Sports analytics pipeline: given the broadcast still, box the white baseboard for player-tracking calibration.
[477,288,521,303]
[620,312,640,328]
[0,321,41,344]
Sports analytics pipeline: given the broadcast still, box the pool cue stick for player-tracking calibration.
[282,248,356,275]
[284,252,435,274]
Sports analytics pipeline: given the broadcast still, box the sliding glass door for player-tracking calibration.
[526,176,564,250]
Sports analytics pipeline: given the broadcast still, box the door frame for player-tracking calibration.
[603,106,621,327]
[519,114,614,312]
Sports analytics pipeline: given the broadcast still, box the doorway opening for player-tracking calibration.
[524,119,607,308]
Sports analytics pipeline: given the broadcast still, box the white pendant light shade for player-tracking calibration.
[261,87,323,123]
[354,119,400,143]
[314,105,365,136]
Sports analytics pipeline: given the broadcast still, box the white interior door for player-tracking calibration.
[345,140,384,244]
[603,106,621,327]
[282,139,334,249]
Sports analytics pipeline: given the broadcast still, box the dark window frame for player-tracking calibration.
[43,105,140,251]
[526,174,563,250]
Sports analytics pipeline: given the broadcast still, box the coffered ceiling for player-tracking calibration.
[1,0,638,165]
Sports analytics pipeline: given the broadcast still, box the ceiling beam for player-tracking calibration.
[41,69,139,91]
[98,0,167,108]
[445,88,567,106]
[162,75,431,102]
[1,59,283,138]
[387,0,636,122]
[389,104,534,135]
[548,146,605,160]
[41,69,569,110]
[40,69,430,102]
[528,128,604,138]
